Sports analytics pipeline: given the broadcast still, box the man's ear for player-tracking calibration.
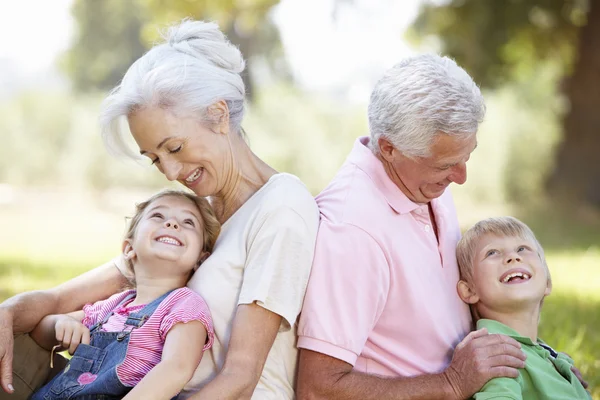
[194,251,210,271]
[457,280,480,305]
[122,240,137,263]
[377,137,397,163]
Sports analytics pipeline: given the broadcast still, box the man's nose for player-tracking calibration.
[161,159,183,182]
[449,162,467,185]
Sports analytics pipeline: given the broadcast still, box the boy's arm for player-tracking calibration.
[29,311,88,354]
[122,320,206,400]
[472,377,522,400]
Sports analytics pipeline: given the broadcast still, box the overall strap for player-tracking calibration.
[89,291,138,333]
[123,289,176,328]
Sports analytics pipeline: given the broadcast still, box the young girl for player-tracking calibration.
[29,189,220,400]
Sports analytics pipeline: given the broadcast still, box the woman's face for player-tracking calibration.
[128,105,234,197]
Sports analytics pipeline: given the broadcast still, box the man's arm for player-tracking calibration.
[0,259,127,393]
[297,329,526,400]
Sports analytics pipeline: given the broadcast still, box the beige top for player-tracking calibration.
[179,173,319,399]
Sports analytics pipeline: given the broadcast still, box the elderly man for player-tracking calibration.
[296,55,527,399]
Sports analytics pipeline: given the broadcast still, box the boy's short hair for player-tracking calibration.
[457,216,548,284]
[123,189,221,280]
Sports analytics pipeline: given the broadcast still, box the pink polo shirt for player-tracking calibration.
[298,137,472,377]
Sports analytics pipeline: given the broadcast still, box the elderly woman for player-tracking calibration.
[0,20,318,400]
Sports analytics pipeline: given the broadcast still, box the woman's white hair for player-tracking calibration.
[100,19,246,157]
[368,54,485,158]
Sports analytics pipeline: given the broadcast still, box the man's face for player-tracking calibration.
[380,133,477,204]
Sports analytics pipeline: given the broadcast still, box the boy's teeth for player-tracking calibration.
[186,169,201,182]
[502,272,531,283]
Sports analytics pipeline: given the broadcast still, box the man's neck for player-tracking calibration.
[480,305,542,342]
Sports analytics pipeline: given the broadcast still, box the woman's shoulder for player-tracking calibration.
[254,173,318,216]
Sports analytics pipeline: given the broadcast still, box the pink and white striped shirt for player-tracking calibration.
[82,287,214,387]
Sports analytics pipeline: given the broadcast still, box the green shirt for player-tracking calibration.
[472,319,591,400]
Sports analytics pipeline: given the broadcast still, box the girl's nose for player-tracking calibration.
[164,219,179,230]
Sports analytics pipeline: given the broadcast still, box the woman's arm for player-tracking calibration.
[188,303,281,400]
[122,321,207,400]
[0,259,127,393]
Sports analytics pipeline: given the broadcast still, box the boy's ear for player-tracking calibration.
[544,276,552,297]
[457,280,480,305]
[122,240,137,263]
[194,251,210,271]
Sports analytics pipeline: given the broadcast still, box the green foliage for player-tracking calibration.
[64,0,286,95]
[409,0,586,88]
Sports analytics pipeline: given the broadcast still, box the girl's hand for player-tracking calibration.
[54,315,90,355]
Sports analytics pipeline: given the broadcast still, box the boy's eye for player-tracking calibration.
[517,246,526,252]
[485,249,498,257]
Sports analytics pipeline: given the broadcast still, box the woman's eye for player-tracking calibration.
[151,157,160,165]
[169,145,182,154]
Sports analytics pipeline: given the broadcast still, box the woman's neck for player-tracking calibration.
[211,135,277,224]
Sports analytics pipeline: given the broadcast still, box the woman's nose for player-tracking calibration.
[161,159,183,181]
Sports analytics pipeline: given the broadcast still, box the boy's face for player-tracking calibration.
[460,233,551,313]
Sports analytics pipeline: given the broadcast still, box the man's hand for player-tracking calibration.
[54,315,90,355]
[442,328,527,400]
[0,308,15,394]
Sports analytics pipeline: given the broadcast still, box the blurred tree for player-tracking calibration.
[411,0,600,207]
[64,0,288,101]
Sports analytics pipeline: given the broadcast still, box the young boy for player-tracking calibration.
[456,216,591,399]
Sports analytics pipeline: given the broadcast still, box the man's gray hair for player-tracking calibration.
[368,54,485,158]
[100,19,246,157]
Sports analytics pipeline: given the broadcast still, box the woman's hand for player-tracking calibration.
[54,315,90,355]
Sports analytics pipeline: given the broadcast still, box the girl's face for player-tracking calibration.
[127,105,234,197]
[126,195,206,275]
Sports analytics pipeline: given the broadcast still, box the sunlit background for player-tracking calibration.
[0,0,598,394]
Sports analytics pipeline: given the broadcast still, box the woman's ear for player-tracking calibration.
[208,100,230,135]
[457,280,480,305]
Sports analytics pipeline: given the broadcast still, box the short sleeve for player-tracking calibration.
[159,290,215,351]
[82,290,134,329]
[238,206,318,331]
[297,221,390,366]
[473,377,523,400]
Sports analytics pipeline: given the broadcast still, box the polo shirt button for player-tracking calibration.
[424,224,431,232]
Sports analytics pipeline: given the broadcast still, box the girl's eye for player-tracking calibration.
[150,212,164,219]
[184,219,195,227]
[169,145,182,154]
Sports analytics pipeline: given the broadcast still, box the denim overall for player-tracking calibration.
[31,290,173,400]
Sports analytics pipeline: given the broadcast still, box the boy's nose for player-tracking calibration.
[506,255,522,264]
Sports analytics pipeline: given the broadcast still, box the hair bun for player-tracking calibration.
[164,19,245,74]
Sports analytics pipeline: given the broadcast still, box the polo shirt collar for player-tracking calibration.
[346,136,420,215]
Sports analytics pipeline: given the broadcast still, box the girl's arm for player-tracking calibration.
[122,321,207,400]
[188,303,281,400]
[29,310,87,353]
